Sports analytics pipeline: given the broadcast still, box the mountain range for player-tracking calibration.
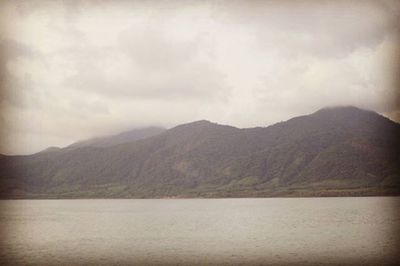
[0,106,399,198]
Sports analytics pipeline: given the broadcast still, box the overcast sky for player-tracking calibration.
[0,0,399,155]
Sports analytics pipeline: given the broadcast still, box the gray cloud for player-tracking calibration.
[0,0,399,154]
[220,0,400,57]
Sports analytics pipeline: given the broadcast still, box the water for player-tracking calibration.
[0,197,399,265]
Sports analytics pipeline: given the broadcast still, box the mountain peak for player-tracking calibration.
[312,105,380,119]
[171,120,239,131]
[314,105,366,114]
[171,120,216,129]
[190,119,211,124]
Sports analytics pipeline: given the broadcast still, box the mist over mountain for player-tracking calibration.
[0,106,399,198]
[65,126,166,150]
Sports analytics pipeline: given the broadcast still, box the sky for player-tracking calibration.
[0,0,399,155]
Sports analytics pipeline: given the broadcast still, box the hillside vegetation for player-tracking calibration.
[0,106,399,198]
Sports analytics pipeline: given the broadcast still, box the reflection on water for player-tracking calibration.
[0,197,399,265]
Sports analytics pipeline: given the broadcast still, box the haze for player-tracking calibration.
[0,0,399,155]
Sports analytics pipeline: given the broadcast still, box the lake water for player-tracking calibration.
[0,197,399,265]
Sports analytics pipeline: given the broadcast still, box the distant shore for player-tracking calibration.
[2,187,399,200]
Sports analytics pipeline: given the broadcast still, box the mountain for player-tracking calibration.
[0,106,399,198]
[65,126,166,150]
[38,146,61,153]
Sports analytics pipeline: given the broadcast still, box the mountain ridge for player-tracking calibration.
[0,106,399,198]
[65,126,166,150]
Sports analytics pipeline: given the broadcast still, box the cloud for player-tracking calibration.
[220,0,400,57]
[0,0,399,154]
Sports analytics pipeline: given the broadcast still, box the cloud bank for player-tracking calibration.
[0,0,399,154]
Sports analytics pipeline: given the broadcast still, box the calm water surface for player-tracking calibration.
[0,197,399,265]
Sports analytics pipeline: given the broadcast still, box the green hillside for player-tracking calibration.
[1,106,399,198]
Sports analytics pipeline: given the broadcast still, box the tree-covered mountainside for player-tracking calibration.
[1,106,399,198]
